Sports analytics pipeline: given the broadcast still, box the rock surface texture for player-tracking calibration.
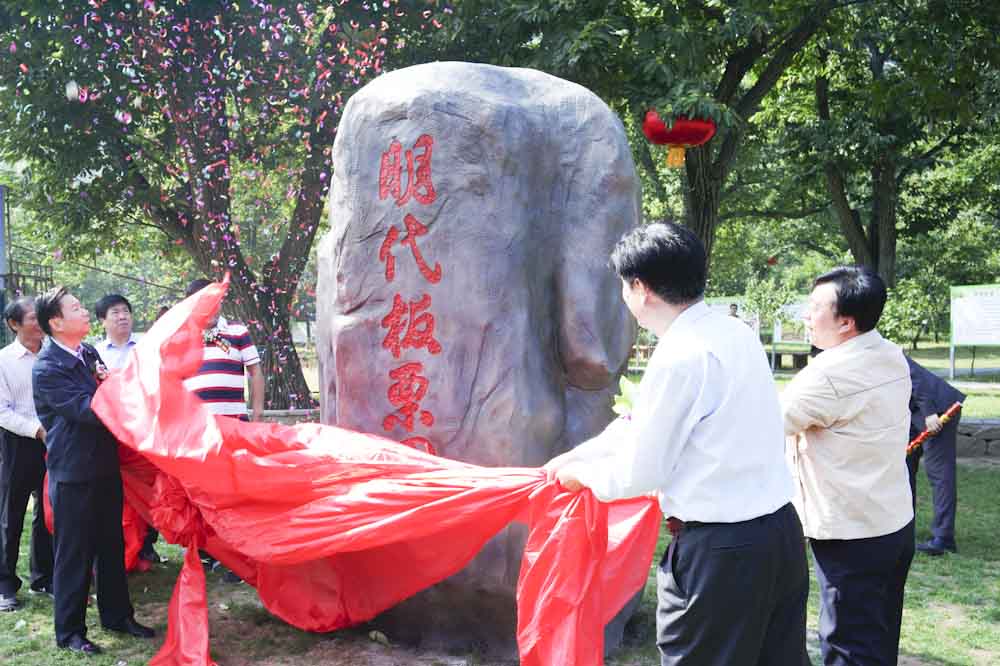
[317,62,640,656]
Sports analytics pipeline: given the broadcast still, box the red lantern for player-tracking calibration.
[642,111,717,168]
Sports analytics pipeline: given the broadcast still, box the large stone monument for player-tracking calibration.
[316,62,640,655]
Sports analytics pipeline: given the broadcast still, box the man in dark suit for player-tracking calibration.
[905,357,966,556]
[32,286,154,655]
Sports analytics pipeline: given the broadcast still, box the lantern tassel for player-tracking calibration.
[666,145,686,168]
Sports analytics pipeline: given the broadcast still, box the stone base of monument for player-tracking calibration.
[370,587,643,660]
[366,531,644,659]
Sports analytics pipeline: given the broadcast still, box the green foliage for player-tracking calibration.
[760,0,1000,282]
[612,374,639,416]
[742,273,797,330]
[879,278,936,350]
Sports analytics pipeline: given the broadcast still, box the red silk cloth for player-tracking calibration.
[91,279,661,666]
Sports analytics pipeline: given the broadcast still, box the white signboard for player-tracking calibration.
[951,284,1000,346]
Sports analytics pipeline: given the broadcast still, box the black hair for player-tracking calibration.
[35,286,70,337]
[3,297,35,333]
[608,222,707,305]
[813,266,887,333]
[95,293,132,320]
[186,278,213,298]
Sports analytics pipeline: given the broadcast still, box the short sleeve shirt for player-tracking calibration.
[183,317,261,416]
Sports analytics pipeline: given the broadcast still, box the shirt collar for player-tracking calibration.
[661,300,711,340]
[814,329,884,363]
[50,337,82,359]
[102,333,137,349]
[10,338,37,359]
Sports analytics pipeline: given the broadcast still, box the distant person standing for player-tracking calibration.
[905,357,966,556]
[0,297,54,612]
[728,302,739,317]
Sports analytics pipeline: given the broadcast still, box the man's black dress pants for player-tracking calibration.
[50,473,132,644]
[0,431,53,596]
[810,520,915,666]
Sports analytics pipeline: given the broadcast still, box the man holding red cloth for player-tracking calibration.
[782,267,914,666]
[547,222,808,666]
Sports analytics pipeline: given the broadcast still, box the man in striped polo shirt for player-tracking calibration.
[182,279,264,422]
[182,279,265,583]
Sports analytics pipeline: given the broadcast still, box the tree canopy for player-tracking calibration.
[0,0,442,407]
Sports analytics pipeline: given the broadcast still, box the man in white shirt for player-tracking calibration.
[781,266,914,666]
[95,294,137,371]
[546,222,808,666]
[0,297,54,611]
[95,293,163,564]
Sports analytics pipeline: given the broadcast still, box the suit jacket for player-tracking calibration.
[32,340,120,482]
[781,330,913,540]
[906,357,966,439]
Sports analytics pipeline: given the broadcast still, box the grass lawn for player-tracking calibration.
[2,464,998,665]
[908,343,1000,383]
[766,341,1000,383]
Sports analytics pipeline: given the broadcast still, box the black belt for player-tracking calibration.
[665,517,709,537]
[667,504,791,537]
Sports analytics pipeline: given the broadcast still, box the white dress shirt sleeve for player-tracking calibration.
[780,369,841,436]
[0,365,42,438]
[569,350,715,502]
[556,416,631,465]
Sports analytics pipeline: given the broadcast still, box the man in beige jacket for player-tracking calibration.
[782,266,914,666]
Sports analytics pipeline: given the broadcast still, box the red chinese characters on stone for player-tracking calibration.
[379,214,442,284]
[383,362,435,433]
[377,134,442,456]
[381,293,443,359]
[379,134,436,207]
[401,436,437,456]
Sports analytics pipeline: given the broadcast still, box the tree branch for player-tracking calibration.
[794,238,841,259]
[721,205,829,221]
[897,126,963,185]
[816,68,871,264]
[734,4,832,119]
[715,32,767,105]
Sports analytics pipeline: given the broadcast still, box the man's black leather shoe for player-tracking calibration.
[916,538,957,556]
[104,616,156,638]
[59,634,102,655]
[28,583,55,599]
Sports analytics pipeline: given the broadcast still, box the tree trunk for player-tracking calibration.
[683,143,724,261]
[230,294,315,409]
[870,157,898,287]
[136,5,320,410]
